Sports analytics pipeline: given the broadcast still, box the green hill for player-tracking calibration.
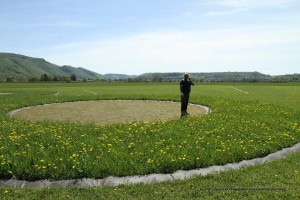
[0,53,104,82]
[0,53,66,81]
[60,65,105,80]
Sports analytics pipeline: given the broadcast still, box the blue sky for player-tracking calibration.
[1,0,300,75]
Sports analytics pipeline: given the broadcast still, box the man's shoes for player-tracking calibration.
[181,111,186,117]
[181,111,189,117]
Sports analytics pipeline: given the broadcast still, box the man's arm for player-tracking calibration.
[189,78,195,86]
[180,81,184,96]
[180,84,183,93]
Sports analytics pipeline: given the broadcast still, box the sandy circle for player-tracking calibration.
[11,100,208,125]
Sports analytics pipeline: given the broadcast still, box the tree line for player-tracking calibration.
[2,73,300,83]
[27,74,77,82]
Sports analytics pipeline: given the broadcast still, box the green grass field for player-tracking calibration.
[1,82,300,199]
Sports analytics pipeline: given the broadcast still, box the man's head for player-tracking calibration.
[184,73,189,80]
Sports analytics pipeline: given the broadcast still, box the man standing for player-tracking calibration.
[180,73,195,117]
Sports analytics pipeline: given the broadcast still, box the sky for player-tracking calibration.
[1,0,300,75]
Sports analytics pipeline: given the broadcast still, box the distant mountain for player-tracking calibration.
[269,73,300,82]
[60,65,105,80]
[104,73,137,80]
[138,72,271,82]
[0,53,104,81]
[1,53,298,82]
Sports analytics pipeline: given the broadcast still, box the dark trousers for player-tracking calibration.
[181,93,190,112]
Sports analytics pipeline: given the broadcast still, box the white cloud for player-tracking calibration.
[42,24,300,75]
[204,0,298,8]
[24,21,92,28]
[205,8,248,16]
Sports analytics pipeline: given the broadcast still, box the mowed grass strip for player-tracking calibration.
[0,93,12,95]
[12,100,207,124]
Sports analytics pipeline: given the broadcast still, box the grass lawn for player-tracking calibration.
[0,82,300,199]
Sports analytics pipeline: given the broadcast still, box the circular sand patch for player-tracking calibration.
[11,100,208,125]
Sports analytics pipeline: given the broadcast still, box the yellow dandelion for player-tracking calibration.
[147,159,154,164]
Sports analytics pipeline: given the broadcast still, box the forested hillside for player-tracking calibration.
[0,53,104,82]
